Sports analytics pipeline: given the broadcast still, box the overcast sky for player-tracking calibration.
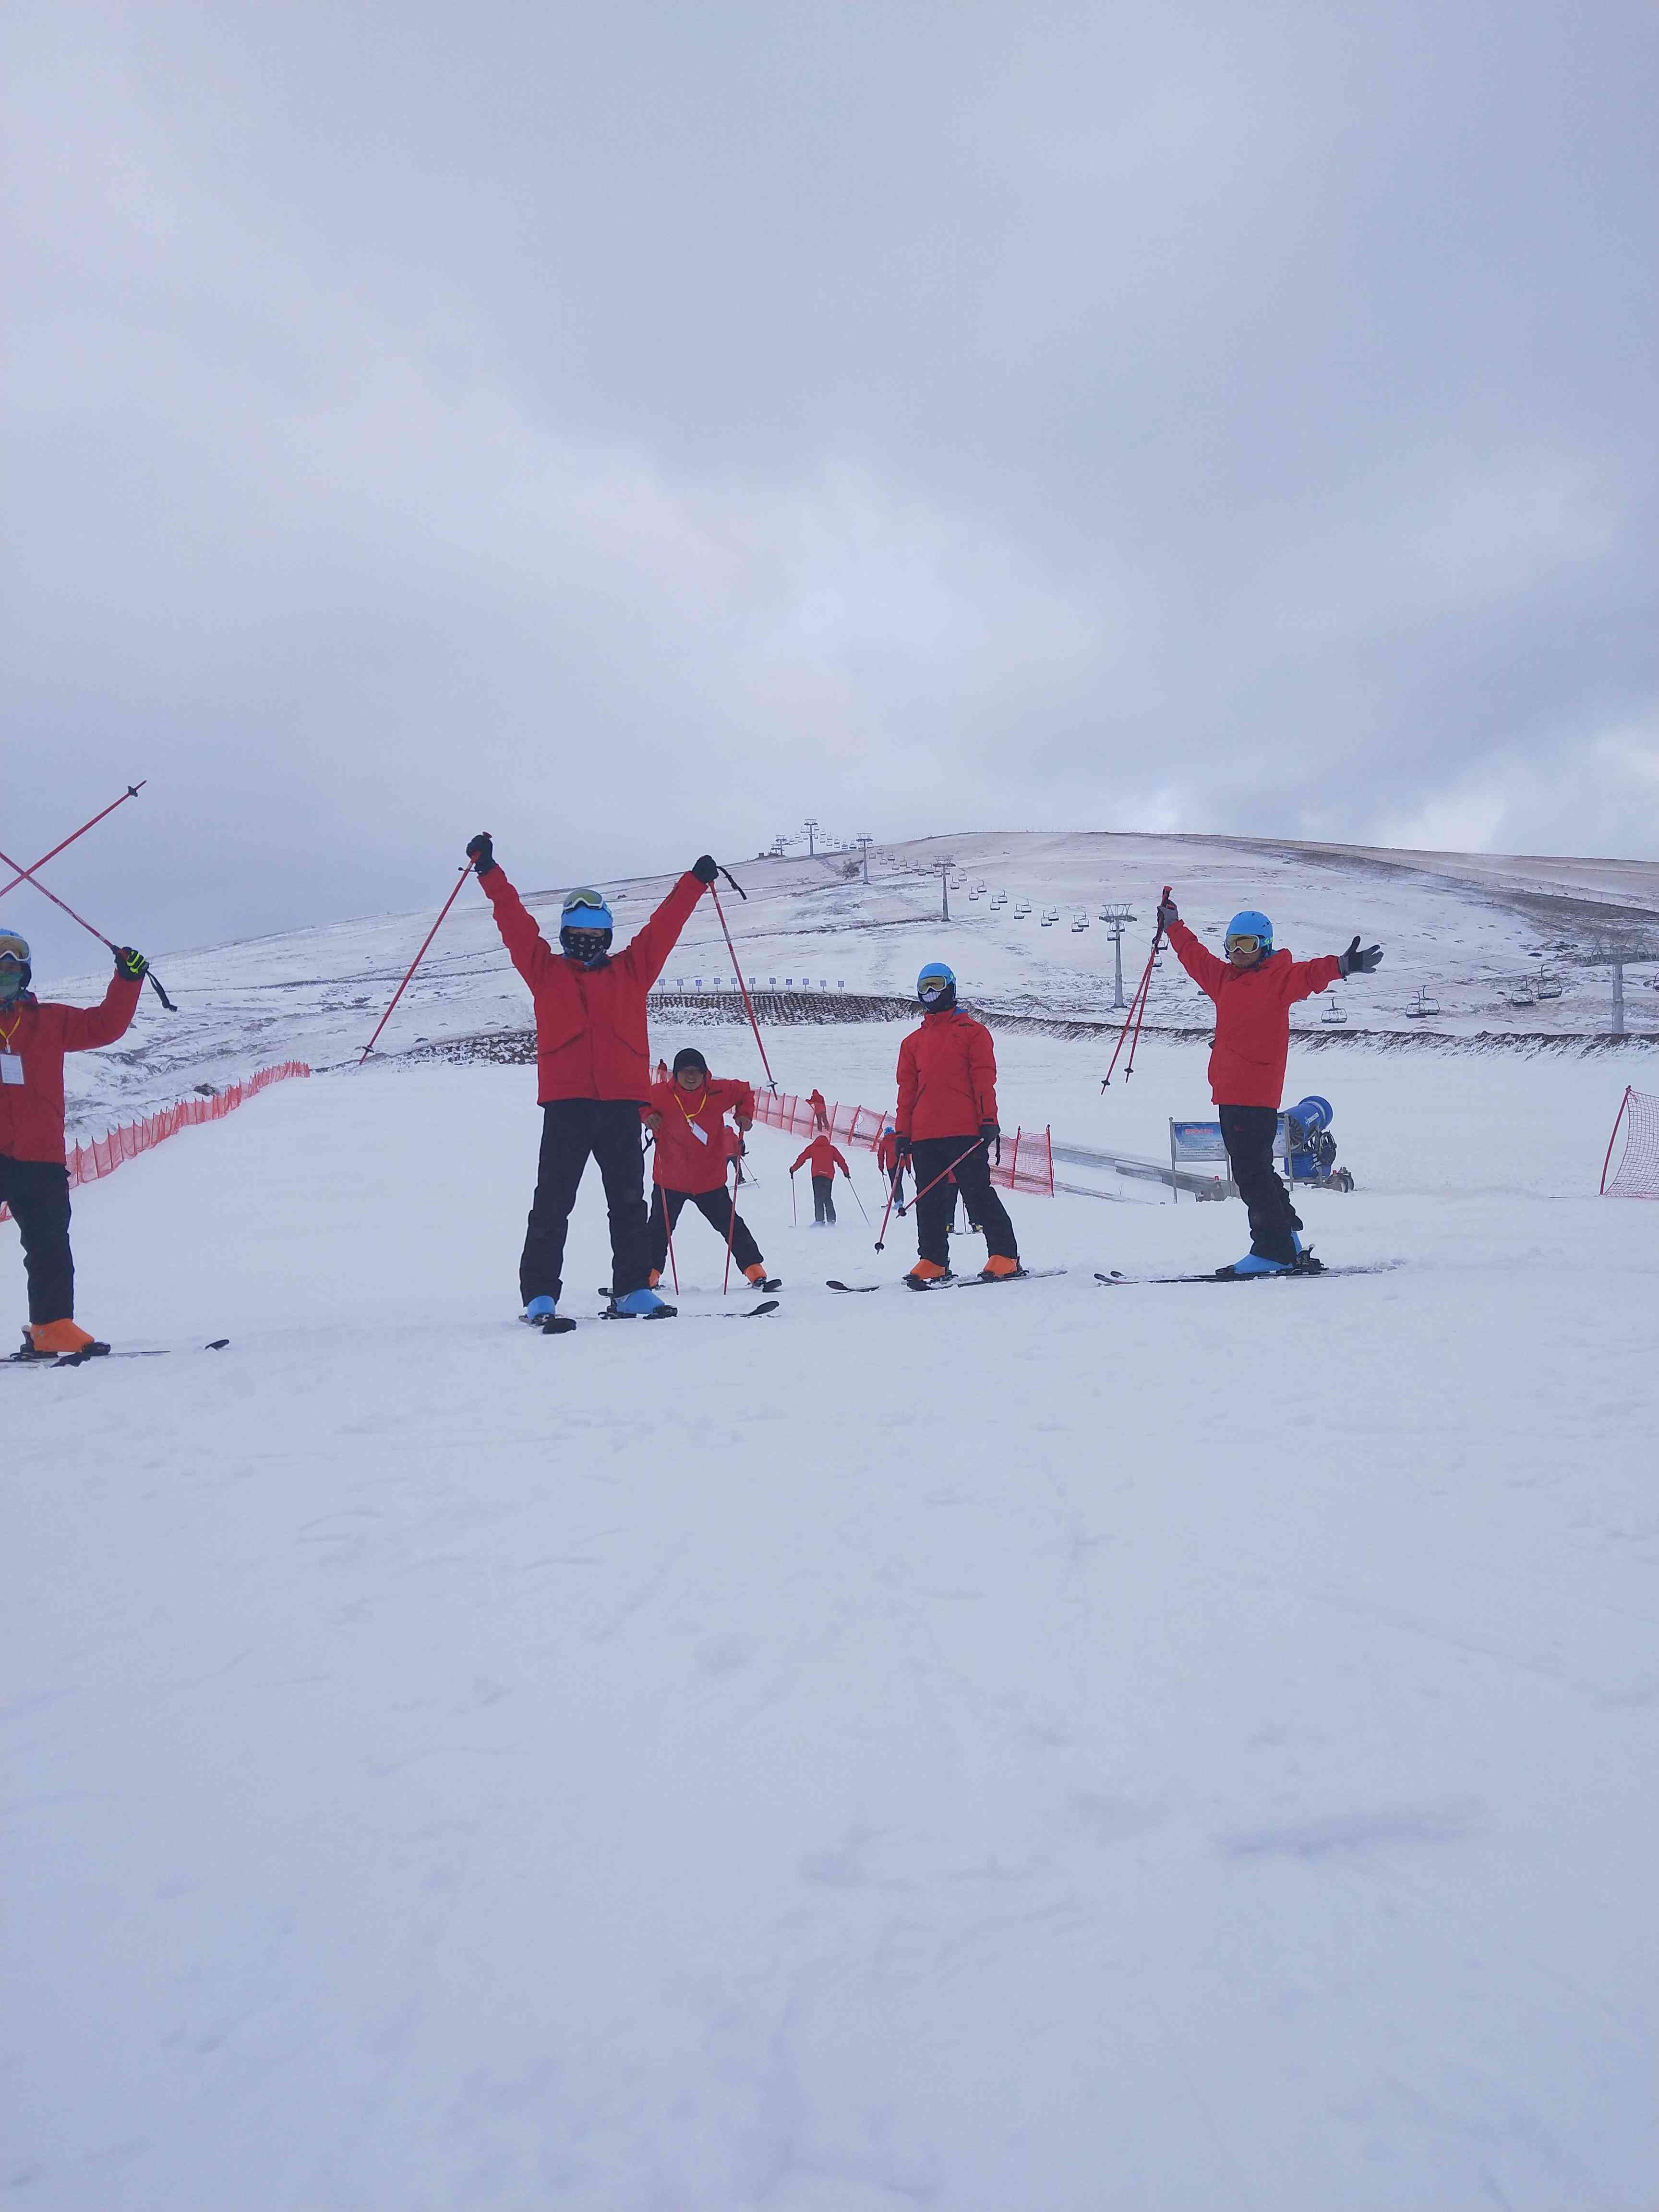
[4,0,1655,960]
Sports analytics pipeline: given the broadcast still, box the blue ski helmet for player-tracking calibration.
[1225,909,1273,953]
[560,886,614,965]
[917,961,956,1008]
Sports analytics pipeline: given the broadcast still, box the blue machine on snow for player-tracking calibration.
[1284,1095,1353,1191]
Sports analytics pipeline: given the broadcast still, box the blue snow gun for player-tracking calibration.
[1285,1094,1337,1184]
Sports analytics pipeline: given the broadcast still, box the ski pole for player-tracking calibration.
[0,835,177,1010]
[723,1179,738,1295]
[842,1168,872,1227]
[662,1193,681,1297]
[1102,885,1170,1087]
[898,1139,985,1219]
[707,879,778,1092]
[790,1169,798,1227]
[0,783,146,902]
[358,862,471,1063]
[874,1164,900,1250]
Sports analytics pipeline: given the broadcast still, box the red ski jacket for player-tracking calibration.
[876,1129,900,1174]
[0,976,144,1166]
[895,1010,998,1142]
[1167,921,1343,1107]
[645,1076,755,1196]
[483,868,704,1104]
[791,1135,849,1179]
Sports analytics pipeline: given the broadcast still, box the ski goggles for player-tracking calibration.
[1224,932,1264,955]
[563,889,608,914]
[0,950,27,969]
[918,972,954,1003]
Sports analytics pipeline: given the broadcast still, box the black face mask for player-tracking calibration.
[560,928,612,968]
[919,985,957,1013]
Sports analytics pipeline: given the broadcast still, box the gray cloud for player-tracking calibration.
[3,0,1654,966]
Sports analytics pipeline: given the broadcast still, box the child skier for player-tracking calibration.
[0,931,149,1358]
[466,833,717,1322]
[893,962,1019,1286]
[790,1131,850,1224]
[876,1118,903,1198]
[1159,897,1381,1276]
[642,1048,774,1288]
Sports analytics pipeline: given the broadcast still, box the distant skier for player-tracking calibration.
[876,1118,903,1198]
[1159,898,1381,1276]
[790,1131,850,1224]
[467,833,717,1322]
[654,1057,669,1086]
[642,1049,773,1288]
[807,1087,829,1131]
[894,962,1020,1286]
[0,931,149,1358]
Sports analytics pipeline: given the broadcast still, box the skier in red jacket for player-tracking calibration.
[876,1118,903,1198]
[641,1049,773,1288]
[894,961,1019,1286]
[790,1131,850,1224]
[0,930,148,1358]
[467,834,715,1321]
[1161,897,1381,1276]
[807,1088,829,1131]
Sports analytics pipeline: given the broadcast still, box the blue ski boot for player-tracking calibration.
[522,1294,557,1323]
[1218,1251,1295,1278]
[612,1286,677,1319]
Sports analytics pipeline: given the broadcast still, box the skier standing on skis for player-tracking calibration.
[466,834,718,1322]
[1159,898,1381,1276]
[894,962,1020,1286]
[642,1048,773,1289]
[0,930,149,1358]
[790,1131,850,1224]
[876,1118,903,1199]
[807,1087,829,1131]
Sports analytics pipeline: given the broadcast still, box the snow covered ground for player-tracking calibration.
[8,1032,1658,2210]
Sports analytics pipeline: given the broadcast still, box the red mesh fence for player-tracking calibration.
[750,1090,1053,1195]
[1,1062,312,1220]
[1600,1086,1659,1198]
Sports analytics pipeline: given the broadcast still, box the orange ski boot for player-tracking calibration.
[904,1259,951,1290]
[26,1319,108,1359]
[979,1255,1023,1281]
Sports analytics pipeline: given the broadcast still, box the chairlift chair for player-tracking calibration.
[1320,998,1347,1025]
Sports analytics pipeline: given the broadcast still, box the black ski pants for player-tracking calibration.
[910,1136,1016,1269]
[1219,1104,1302,1263]
[648,1185,763,1277]
[0,1156,75,1323]
[811,1174,836,1225]
[521,1099,650,1305]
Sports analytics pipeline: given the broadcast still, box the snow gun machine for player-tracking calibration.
[1285,1095,1354,1194]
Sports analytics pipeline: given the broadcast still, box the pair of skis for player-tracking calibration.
[5,1337,231,1370]
[827,1268,1066,1295]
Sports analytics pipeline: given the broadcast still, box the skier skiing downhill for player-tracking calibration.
[0,930,149,1358]
[894,962,1020,1286]
[642,1048,773,1288]
[466,835,718,1322]
[1159,898,1382,1276]
[790,1131,850,1224]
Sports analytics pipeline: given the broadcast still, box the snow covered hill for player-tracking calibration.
[8,1044,1659,2207]
[35,830,1659,1141]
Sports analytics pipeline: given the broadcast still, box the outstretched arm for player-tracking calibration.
[478,863,556,994]
[1165,917,1229,1000]
[59,963,144,1052]
[621,867,708,991]
[1284,952,1345,1003]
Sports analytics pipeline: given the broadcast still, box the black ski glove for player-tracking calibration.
[1338,935,1382,977]
[1157,897,1179,930]
[466,832,496,877]
[979,1119,999,1144]
[113,946,148,979]
[692,854,719,885]
[894,1136,912,1165]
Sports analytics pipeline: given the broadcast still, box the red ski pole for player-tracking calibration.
[722,1177,738,1295]
[791,1169,799,1227]
[874,1167,899,1251]
[898,1139,986,1219]
[0,782,146,901]
[707,879,777,1092]
[359,863,471,1063]
[0,834,177,1010]
[1102,885,1170,1088]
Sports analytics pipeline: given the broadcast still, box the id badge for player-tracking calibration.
[0,1052,23,1087]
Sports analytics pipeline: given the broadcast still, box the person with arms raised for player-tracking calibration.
[466,835,717,1324]
[0,932,149,1358]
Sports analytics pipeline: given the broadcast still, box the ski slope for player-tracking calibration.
[8,1039,1658,2210]
[36,829,1659,1142]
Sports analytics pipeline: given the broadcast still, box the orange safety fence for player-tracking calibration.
[750,1089,1054,1196]
[1,1062,312,1220]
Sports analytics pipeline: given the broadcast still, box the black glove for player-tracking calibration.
[113,946,148,980]
[1157,897,1179,929]
[466,832,496,877]
[894,1136,912,1165]
[979,1119,999,1144]
[1338,935,1382,977]
[692,854,719,885]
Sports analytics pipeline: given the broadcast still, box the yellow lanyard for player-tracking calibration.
[0,1010,21,1054]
